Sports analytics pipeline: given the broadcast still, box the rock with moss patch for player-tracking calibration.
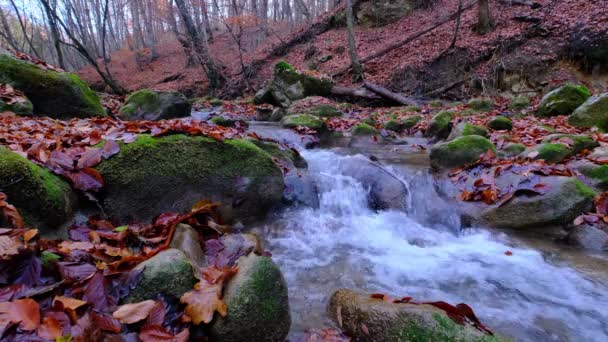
[0,96,33,115]
[352,123,379,136]
[254,62,333,108]
[384,119,405,132]
[430,135,495,170]
[499,143,526,158]
[209,254,290,342]
[0,147,76,234]
[402,115,423,129]
[0,51,105,118]
[576,162,608,191]
[328,289,499,342]
[541,134,598,154]
[510,96,530,110]
[425,111,454,140]
[479,177,594,230]
[249,139,307,169]
[287,97,341,117]
[537,84,591,117]
[521,143,573,163]
[568,93,608,131]
[281,114,326,131]
[95,134,284,224]
[118,90,191,121]
[356,0,413,27]
[487,116,513,131]
[210,116,247,128]
[269,108,286,122]
[468,97,494,112]
[447,122,489,141]
[123,248,197,303]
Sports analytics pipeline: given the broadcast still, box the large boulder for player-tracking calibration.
[430,135,495,170]
[123,249,198,303]
[486,116,513,131]
[568,93,608,131]
[95,135,284,224]
[118,89,191,121]
[328,289,498,342]
[286,96,341,117]
[0,147,76,234]
[566,224,608,252]
[424,111,453,140]
[536,84,591,117]
[479,177,594,230]
[281,114,326,131]
[446,122,489,141]
[355,0,413,27]
[209,254,291,342]
[254,62,333,108]
[0,50,105,118]
[0,86,33,115]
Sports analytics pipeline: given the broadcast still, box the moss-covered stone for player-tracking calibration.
[280,114,326,131]
[580,164,608,190]
[384,119,404,132]
[249,139,307,169]
[353,123,379,136]
[0,96,33,115]
[568,93,608,131]
[425,111,454,139]
[537,84,591,117]
[447,122,489,141]
[510,95,530,110]
[0,147,76,233]
[307,104,341,117]
[404,105,421,112]
[210,254,290,342]
[0,52,105,118]
[468,97,494,112]
[403,115,423,129]
[523,143,573,163]
[541,134,599,154]
[118,89,191,121]
[487,116,513,131]
[123,249,197,303]
[356,0,413,27]
[95,134,284,224]
[500,143,526,157]
[210,116,245,127]
[430,135,496,170]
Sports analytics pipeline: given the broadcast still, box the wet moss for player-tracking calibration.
[501,143,526,157]
[542,134,598,154]
[0,97,33,115]
[391,313,503,342]
[384,119,404,132]
[430,135,495,170]
[568,93,608,131]
[487,116,513,131]
[528,143,573,163]
[462,123,489,137]
[425,111,454,139]
[281,114,326,131]
[574,179,596,198]
[537,84,591,117]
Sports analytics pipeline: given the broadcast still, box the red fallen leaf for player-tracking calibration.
[37,316,63,340]
[0,192,25,229]
[102,140,120,159]
[139,325,189,342]
[90,312,122,333]
[83,271,114,311]
[12,251,42,286]
[0,236,22,258]
[594,192,608,216]
[49,150,75,170]
[0,298,40,331]
[181,266,237,324]
[69,168,104,192]
[77,147,103,169]
[57,262,97,282]
[370,293,387,300]
[505,251,513,256]
[143,301,166,327]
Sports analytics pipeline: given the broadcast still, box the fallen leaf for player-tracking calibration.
[0,298,40,331]
[112,300,157,324]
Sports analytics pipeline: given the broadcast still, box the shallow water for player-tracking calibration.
[252,145,608,342]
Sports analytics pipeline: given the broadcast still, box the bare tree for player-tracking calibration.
[345,0,363,82]
[476,0,493,34]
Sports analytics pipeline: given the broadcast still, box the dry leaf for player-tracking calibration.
[112,300,157,324]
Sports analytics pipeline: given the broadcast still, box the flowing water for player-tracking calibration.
[248,124,608,342]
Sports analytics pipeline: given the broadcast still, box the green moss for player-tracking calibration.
[487,116,513,131]
[462,123,489,137]
[390,313,502,342]
[404,105,421,112]
[0,147,76,231]
[527,143,573,163]
[0,97,33,115]
[211,116,236,127]
[353,123,379,136]
[537,84,591,117]
[574,179,597,197]
[119,89,159,118]
[568,93,608,131]
[40,251,61,268]
[281,114,326,131]
[249,139,307,168]
[384,119,404,132]
[468,97,494,112]
[501,143,526,157]
[307,104,341,117]
[460,109,478,116]
[430,135,496,170]
[425,111,454,139]
[510,96,530,110]
[429,100,443,108]
[403,115,423,129]
[542,134,599,153]
[0,54,105,118]
[274,60,296,73]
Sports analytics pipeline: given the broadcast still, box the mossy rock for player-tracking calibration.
[568,93,608,131]
[356,0,413,27]
[480,177,594,230]
[210,254,290,342]
[541,134,599,154]
[500,143,526,157]
[0,52,105,118]
[123,249,197,303]
[521,143,573,163]
[210,116,246,127]
[287,99,341,118]
[468,97,494,112]
[0,96,33,115]
[306,104,341,117]
[249,139,307,169]
[425,111,454,140]
[536,84,591,117]
[280,114,326,131]
[403,105,421,112]
[95,135,284,224]
[487,116,513,131]
[430,135,496,170]
[328,289,500,342]
[509,96,530,110]
[460,109,478,116]
[353,123,379,136]
[403,115,423,129]
[384,119,404,132]
[429,99,443,108]
[447,122,489,141]
[118,89,191,121]
[209,98,224,107]
[580,164,608,190]
[0,147,76,233]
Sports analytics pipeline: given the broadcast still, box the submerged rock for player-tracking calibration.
[0,147,76,234]
[0,50,105,118]
[328,289,498,342]
[209,254,290,342]
[123,248,198,303]
[536,84,591,117]
[566,224,608,252]
[568,93,608,131]
[118,89,191,121]
[430,135,495,170]
[96,134,284,224]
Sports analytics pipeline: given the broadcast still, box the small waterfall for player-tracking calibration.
[258,149,608,341]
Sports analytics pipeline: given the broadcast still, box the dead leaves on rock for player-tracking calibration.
[181,266,237,325]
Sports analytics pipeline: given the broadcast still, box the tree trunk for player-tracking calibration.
[477,0,493,34]
[345,0,363,82]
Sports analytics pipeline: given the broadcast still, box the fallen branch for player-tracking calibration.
[332,0,476,77]
[425,78,467,97]
[363,81,419,106]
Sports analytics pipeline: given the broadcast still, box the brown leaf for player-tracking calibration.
[37,316,63,340]
[0,298,40,331]
[112,300,157,324]
[77,148,103,169]
[0,236,22,258]
[139,325,189,342]
[180,282,226,325]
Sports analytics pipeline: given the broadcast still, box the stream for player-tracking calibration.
[247,123,608,342]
